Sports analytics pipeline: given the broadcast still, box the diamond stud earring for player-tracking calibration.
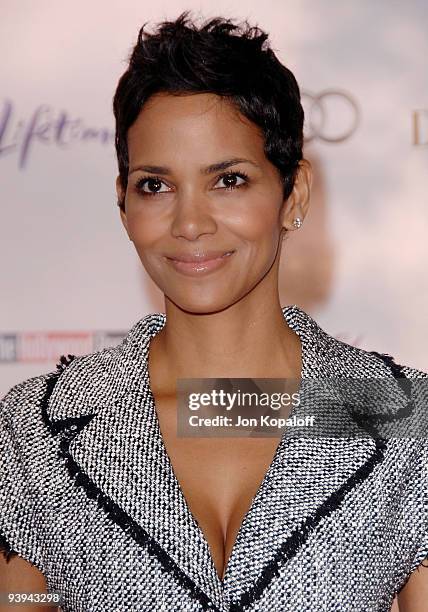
[292,217,303,229]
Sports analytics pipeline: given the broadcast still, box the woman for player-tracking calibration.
[1,11,427,612]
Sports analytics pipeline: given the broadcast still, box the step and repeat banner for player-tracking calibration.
[1,0,427,396]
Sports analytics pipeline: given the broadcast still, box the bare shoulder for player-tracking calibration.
[398,560,428,611]
[0,552,56,611]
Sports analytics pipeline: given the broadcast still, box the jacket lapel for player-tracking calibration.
[45,313,225,611]
[222,308,405,610]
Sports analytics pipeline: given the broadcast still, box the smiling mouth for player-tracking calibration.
[164,251,235,275]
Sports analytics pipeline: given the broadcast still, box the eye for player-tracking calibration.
[134,170,249,198]
[135,176,172,196]
[214,171,249,191]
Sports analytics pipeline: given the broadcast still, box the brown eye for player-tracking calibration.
[136,177,170,196]
[214,171,249,191]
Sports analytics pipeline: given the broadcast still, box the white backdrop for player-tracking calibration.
[1,0,427,398]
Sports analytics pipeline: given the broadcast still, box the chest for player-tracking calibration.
[153,392,281,581]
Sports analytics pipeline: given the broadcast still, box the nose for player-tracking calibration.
[170,191,218,241]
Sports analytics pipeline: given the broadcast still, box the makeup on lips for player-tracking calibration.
[164,250,235,276]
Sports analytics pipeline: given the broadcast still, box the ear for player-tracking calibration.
[280,159,312,231]
[116,175,131,240]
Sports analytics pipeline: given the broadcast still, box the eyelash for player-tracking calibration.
[134,170,250,197]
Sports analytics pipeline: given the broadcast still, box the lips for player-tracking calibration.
[166,250,235,263]
[164,250,235,276]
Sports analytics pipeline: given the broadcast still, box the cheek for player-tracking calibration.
[126,207,164,248]
[225,199,280,244]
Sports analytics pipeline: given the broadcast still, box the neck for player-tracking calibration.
[148,285,302,394]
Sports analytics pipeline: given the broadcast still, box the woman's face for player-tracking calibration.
[117,92,310,314]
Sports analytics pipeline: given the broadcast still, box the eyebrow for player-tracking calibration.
[128,157,260,176]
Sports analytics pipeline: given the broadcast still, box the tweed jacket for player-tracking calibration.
[0,305,427,612]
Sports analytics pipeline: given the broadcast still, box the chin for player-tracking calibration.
[166,293,237,316]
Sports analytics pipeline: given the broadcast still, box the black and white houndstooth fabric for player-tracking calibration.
[1,305,427,611]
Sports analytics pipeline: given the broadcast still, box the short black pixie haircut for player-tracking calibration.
[113,10,304,212]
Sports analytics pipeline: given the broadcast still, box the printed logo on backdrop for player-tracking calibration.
[5,95,423,168]
[301,89,360,143]
[0,331,126,363]
[0,90,359,170]
[0,99,114,169]
[412,110,428,145]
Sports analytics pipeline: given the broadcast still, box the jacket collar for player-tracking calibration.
[44,305,402,611]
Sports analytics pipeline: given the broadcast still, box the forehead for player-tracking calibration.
[126,92,265,162]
